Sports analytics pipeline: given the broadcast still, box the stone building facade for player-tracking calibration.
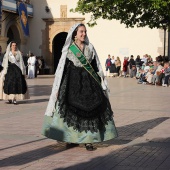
[0,0,167,73]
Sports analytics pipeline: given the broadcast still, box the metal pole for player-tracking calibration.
[164,28,166,57]
[0,0,2,35]
[168,30,170,61]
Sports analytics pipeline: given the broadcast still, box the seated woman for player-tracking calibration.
[146,68,154,84]
[137,69,147,84]
[162,62,170,87]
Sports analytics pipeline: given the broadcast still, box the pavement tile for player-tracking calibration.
[0,76,170,170]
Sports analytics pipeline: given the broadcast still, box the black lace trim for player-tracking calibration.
[3,62,27,95]
[57,59,113,133]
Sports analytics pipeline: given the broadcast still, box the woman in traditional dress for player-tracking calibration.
[123,57,128,78]
[110,56,117,76]
[0,41,29,104]
[42,23,118,151]
[27,53,36,79]
[115,56,121,76]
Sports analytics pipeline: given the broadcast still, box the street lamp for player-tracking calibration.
[163,26,166,57]
[161,18,168,57]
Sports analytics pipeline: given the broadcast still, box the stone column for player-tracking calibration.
[0,36,8,53]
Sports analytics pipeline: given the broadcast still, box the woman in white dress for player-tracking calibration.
[27,53,36,78]
[0,41,29,104]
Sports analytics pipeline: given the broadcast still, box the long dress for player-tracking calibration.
[0,51,29,100]
[123,59,128,72]
[110,59,117,74]
[42,43,118,144]
[27,56,36,78]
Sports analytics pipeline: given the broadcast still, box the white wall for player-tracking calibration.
[28,0,164,69]
[26,0,51,55]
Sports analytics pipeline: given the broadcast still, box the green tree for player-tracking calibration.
[71,0,170,30]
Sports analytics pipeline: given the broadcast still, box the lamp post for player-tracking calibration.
[0,0,2,35]
[163,26,166,57]
[168,32,170,61]
[161,18,168,57]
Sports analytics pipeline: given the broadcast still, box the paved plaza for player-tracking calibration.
[0,75,170,170]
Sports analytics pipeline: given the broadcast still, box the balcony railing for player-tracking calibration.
[2,0,33,17]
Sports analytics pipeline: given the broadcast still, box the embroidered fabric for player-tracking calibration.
[57,59,113,133]
[8,52,20,68]
[45,23,110,116]
[3,62,27,95]
[67,45,93,67]
[2,42,26,75]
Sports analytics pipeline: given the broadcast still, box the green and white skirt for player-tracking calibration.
[42,61,118,143]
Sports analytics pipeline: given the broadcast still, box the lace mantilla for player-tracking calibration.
[67,45,93,67]
[45,23,110,117]
[57,60,113,133]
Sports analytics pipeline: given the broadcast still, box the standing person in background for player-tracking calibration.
[115,56,121,77]
[35,56,39,78]
[27,53,36,79]
[0,41,29,104]
[105,54,111,77]
[135,55,142,78]
[0,61,3,72]
[37,56,42,75]
[40,56,45,75]
[126,57,130,76]
[129,55,136,78]
[162,62,170,87]
[123,57,128,78]
[147,55,153,63]
[21,52,26,66]
[21,52,28,75]
[110,56,117,76]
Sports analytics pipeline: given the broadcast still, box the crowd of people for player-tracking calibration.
[105,54,121,77]
[105,54,170,87]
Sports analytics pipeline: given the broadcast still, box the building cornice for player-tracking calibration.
[42,18,85,22]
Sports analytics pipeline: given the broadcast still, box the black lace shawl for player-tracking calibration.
[57,58,113,133]
[3,62,27,95]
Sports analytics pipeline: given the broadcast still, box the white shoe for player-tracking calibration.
[13,100,17,105]
[162,84,168,87]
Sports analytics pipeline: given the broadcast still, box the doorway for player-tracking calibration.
[53,32,68,73]
[7,25,21,48]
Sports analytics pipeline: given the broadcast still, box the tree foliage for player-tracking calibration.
[71,0,170,29]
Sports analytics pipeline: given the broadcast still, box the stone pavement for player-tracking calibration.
[0,75,170,170]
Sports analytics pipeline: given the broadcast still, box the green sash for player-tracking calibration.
[69,44,101,86]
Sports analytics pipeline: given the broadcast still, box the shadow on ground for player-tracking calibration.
[28,85,52,96]
[0,138,47,151]
[0,117,169,168]
[18,98,49,104]
[56,137,170,170]
[36,76,54,79]
[103,117,169,145]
